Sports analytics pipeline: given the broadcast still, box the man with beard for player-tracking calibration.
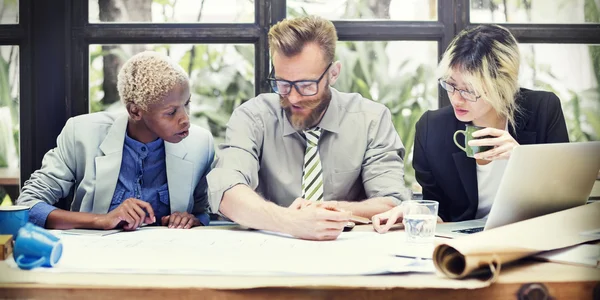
[206,16,410,241]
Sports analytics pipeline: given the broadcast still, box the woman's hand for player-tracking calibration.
[372,204,443,234]
[95,198,155,231]
[371,205,405,234]
[161,211,201,229]
[470,127,520,160]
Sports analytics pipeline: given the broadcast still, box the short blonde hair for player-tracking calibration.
[268,15,338,63]
[438,25,521,130]
[117,51,189,111]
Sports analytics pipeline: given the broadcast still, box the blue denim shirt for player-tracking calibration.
[108,133,169,225]
[29,133,210,227]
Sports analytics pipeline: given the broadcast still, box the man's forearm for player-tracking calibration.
[334,197,398,218]
[46,209,103,230]
[219,184,293,233]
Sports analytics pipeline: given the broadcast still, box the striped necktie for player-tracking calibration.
[302,127,324,201]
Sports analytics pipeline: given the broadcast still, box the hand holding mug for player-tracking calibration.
[453,124,493,158]
[468,127,520,160]
[454,124,519,160]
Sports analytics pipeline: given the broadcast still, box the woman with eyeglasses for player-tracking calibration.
[372,24,568,231]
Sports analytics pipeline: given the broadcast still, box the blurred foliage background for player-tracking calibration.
[0,0,598,200]
[85,0,600,190]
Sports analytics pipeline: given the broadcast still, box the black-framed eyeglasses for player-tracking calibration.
[439,79,481,102]
[267,62,332,96]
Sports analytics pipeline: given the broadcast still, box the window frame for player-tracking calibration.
[2,0,600,183]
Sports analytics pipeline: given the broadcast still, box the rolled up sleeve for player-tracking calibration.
[206,105,264,213]
[28,202,58,227]
[361,108,412,204]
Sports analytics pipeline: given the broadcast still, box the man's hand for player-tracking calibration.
[289,197,311,210]
[94,198,155,231]
[161,211,201,229]
[289,198,338,210]
[286,203,351,241]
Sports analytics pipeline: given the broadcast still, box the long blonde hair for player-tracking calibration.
[438,24,521,130]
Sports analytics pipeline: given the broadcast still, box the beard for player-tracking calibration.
[280,86,332,131]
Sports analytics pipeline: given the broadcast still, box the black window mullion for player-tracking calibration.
[484,24,600,44]
[24,0,69,184]
[334,21,444,41]
[271,0,287,25]
[69,0,88,119]
[18,0,32,186]
[255,0,273,95]
[437,0,463,107]
[83,23,260,44]
[0,25,23,44]
[454,0,470,36]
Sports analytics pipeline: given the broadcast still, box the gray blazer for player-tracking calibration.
[17,112,214,216]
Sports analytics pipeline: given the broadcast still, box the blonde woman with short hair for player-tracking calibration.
[373,25,568,232]
[17,51,215,230]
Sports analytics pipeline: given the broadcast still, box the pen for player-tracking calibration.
[323,206,371,224]
[349,215,371,224]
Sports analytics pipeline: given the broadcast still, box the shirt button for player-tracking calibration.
[141,146,147,152]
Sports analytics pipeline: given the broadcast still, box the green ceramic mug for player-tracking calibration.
[453,124,493,158]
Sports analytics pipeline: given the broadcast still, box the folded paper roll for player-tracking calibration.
[433,201,600,279]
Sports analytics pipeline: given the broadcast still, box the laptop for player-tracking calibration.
[436,141,600,238]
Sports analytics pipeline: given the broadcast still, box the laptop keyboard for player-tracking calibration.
[453,227,484,234]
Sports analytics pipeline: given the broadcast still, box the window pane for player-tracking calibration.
[0,46,20,204]
[288,0,437,21]
[334,41,438,189]
[519,44,600,141]
[0,0,19,24]
[471,0,599,24]
[89,44,255,143]
[89,0,253,23]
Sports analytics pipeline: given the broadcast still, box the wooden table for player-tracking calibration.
[0,167,19,202]
[0,226,598,299]
[0,167,19,186]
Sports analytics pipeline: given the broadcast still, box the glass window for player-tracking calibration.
[89,0,254,23]
[334,41,438,189]
[519,43,600,142]
[471,0,599,24]
[0,45,20,204]
[89,44,255,143]
[0,0,19,24]
[288,0,437,21]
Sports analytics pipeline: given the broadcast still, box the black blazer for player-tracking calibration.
[413,88,569,222]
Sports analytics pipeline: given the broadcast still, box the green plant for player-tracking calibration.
[490,0,600,142]
[0,46,19,168]
[180,44,255,144]
[333,41,436,186]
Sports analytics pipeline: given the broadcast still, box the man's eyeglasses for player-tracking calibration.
[268,62,332,96]
[439,79,481,102]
